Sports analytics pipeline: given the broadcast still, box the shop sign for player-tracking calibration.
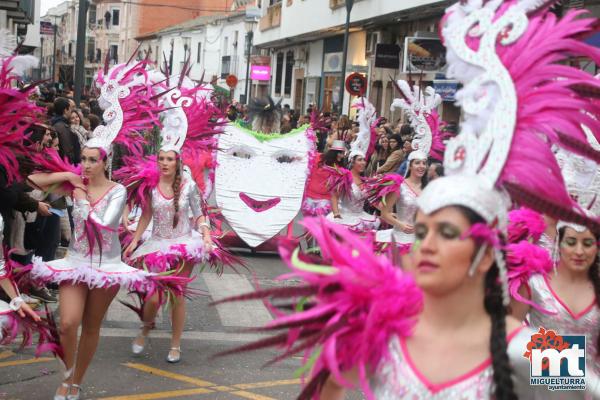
[403,37,446,72]
[433,79,459,102]
[375,43,401,69]
[250,65,271,81]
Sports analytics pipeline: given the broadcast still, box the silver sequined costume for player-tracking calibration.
[326,182,379,232]
[31,184,154,290]
[130,179,207,271]
[376,182,419,244]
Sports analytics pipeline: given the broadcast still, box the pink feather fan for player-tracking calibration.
[211,217,423,400]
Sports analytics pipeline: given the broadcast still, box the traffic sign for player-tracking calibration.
[226,74,238,88]
[345,72,367,96]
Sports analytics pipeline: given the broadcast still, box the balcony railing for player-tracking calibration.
[259,2,282,32]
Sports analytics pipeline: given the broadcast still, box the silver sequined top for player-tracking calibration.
[527,274,599,375]
[392,183,419,243]
[372,327,588,399]
[339,183,368,215]
[70,184,127,266]
[150,179,203,239]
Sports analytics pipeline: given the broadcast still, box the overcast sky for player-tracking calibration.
[41,0,65,16]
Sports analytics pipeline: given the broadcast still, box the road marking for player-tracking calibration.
[123,363,214,387]
[119,363,292,400]
[99,388,214,400]
[0,357,53,368]
[100,327,266,342]
[203,272,272,327]
[233,379,301,390]
[0,351,14,360]
[230,391,276,400]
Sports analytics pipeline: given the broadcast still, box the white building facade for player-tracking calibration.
[253,0,454,120]
[137,11,256,103]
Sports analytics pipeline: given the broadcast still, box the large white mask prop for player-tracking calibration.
[215,124,314,247]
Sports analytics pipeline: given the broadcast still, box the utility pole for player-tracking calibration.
[338,0,354,114]
[74,0,88,106]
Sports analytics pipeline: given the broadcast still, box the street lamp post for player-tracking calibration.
[338,0,354,114]
[74,0,89,106]
[244,18,257,105]
[52,16,58,84]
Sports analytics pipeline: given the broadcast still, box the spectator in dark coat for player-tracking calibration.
[51,97,80,164]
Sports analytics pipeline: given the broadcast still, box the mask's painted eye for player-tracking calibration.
[229,146,254,159]
[274,153,302,164]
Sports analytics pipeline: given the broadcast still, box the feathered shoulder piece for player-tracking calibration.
[0,30,43,183]
[212,217,423,399]
[440,0,600,229]
[391,80,448,161]
[112,155,159,210]
[324,165,353,199]
[364,173,404,208]
[507,207,546,243]
[87,60,165,155]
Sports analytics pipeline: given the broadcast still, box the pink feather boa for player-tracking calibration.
[324,166,354,200]
[507,207,546,244]
[364,174,404,208]
[213,217,423,399]
[505,241,555,315]
[113,155,159,210]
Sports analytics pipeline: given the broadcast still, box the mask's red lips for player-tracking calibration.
[239,192,281,212]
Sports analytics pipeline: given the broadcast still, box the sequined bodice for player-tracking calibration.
[372,328,560,399]
[71,184,126,264]
[150,180,203,239]
[339,182,367,214]
[395,183,419,225]
[528,274,599,373]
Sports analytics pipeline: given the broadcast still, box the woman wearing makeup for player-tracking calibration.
[326,98,379,233]
[119,85,234,364]
[373,80,446,250]
[28,61,180,400]
[511,222,600,377]
[214,1,600,398]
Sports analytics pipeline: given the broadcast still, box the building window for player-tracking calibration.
[284,50,294,96]
[68,42,72,57]
[221,55,231,78]
[110,44,118,63]
[112,9,120,26]
[275,52,284,95]
[88,4,96,25]
[96,48,101,63]
[223,37,229,56]
[155,46,159,63]
[87,37,95,63]
[197,42,202,63]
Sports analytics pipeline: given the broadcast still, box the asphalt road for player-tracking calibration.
[0,252,364,400]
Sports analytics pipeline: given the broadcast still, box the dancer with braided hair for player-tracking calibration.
[119,80,236,364]
[124,149,213,363]
[210,0,600,398]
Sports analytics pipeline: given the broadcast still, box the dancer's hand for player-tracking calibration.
[398,222,414,234]
[124,239,139,258]
[18,302,41,322]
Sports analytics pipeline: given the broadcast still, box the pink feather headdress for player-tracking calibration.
[0,56,43,183]
[390,79,449,161]
[441,0,600,229]
[87,60,165,156]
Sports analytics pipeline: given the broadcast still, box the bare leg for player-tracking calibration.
[169,262,194,356]
[132,292,160,347]
[56,284,88,396]
[71,286,118,388]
